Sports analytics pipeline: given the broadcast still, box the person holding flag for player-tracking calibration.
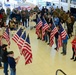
[46,15,52,45]
[36,17,42,40]
[50,16,58,48]
[58,23,68,55]
[71,35,76,61]
[1,44,12,75]
[41,17,49,42]
[61,35,68,55]
[54,26,60,50]
[8,51,20,75]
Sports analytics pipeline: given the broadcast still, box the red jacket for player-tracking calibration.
[71,38,76,49]
[0,14,3,19]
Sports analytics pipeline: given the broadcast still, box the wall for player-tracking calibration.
[60,0,76,12]
[60,2,68,12]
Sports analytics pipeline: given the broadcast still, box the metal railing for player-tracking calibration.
[56,69,67,75]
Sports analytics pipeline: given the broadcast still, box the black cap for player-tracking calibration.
[8,51,14,54]
[2,44,7,48]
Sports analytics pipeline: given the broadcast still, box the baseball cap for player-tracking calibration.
[2,44,7,48]
[8,51,14,54]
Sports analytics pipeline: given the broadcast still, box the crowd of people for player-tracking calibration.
[0,5,76,75]
[33,6,76,59]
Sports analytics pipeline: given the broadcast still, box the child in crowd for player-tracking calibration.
[8,51,20,75]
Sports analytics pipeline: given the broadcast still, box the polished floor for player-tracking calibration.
[0,21,76,75]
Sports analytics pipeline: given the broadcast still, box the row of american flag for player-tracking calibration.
[2,27,32,65]
[36,17,68,50]
[2,16,68,64]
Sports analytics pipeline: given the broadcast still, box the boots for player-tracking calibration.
[74,57,76,61]
[70,58,74,60]
[70,56,74,60]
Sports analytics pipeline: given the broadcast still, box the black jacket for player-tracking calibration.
[2,50,9,63]
[0,46,1,54]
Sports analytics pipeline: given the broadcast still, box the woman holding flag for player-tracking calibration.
[71,36,76,61]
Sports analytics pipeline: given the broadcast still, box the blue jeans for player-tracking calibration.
[3,62,8,75]
[25,20,27,28]
[55,38,58,48]
[44,34,48,42]
[62,43,67,54]
[0,57,2,67]
[10,68,16,75]
[22,20,27,27]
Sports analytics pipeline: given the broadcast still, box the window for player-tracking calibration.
[71,0,76,4]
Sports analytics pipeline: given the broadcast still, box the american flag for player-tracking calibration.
[57,35,62,50]
[17,31,26,55]
[36,17,42,38]
[22,34,32,65]
[42,18,49,40]
[3,27,10,46]
[57,23,67,49]
[59,23,67,40]
[12,28,22,43]
[50,24,58,46]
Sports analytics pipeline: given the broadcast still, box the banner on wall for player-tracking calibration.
[46,2,51,6]
[16,6,31,10]
[4,3,10,7]
[61,0,67,3]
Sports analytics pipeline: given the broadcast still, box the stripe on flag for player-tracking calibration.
[3,27,10,46]
[59,23,67,40]
[17,31,26,55]
[57,35,62,50]
[22,34,32,65]
[12,28,22,43]
[36,17,42,38]
[50,24,58,46]
[42,18,49,40]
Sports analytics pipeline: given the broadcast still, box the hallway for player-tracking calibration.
[0,21,76,75]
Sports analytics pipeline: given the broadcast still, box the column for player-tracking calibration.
[59,0,61,8]
[68,0,70,11]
